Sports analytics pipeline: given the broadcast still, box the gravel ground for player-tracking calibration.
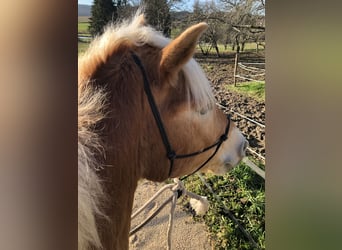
[129,180,213,250]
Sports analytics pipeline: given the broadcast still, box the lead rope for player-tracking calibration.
[130,178,209,250]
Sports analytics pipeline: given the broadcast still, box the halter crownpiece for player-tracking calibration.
[131,53,231,180]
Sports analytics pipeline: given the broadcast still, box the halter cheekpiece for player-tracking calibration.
[131,53,231,180]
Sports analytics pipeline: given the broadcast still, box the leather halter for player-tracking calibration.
[131,53,231,179]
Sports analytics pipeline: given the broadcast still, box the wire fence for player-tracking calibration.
[233,110,265,179]
[233,50,265,86]
[216,102,266,178]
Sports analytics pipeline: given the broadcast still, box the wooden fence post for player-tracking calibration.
[233,45,240,87]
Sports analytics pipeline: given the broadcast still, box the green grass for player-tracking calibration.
[171,27,182,39]
[78,20,91,55]
[226,81,265,102]
[182,160,265,249]
[78,22,90,35]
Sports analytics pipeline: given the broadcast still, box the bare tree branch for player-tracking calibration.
[232,24,265,31]
[233,27,241,33]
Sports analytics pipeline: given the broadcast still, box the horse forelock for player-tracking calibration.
[182,59,215,110]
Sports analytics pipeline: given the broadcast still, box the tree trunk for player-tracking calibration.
[213,42,220,57]
[256,42,259,53]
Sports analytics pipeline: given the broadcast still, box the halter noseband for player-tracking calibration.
[131,53,231,179]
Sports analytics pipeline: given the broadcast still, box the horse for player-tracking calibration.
[78,12,248,250]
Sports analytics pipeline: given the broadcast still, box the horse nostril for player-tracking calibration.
[241,140,248,157]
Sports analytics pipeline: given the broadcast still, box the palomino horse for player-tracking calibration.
[78,12,248,250]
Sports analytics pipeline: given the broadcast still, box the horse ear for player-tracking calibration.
[160,23,208,76]
[136,14,146,26]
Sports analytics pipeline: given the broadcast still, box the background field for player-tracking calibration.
[78,22,90,34]
[78,18,91,54]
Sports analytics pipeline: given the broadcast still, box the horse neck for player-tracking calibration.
[99,98,171,249]
[99,152,138,250]
[94,52,170,249]
[98,105,142,250]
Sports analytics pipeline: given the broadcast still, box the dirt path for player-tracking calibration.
[129,179,213,250]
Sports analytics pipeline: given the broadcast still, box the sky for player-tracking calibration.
[78,0,92,4]
[78,0,194,11]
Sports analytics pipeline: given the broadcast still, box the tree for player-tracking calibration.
[191,0,226,57]
[143,0,171,37]
[89,0,117,37]
[116,0,138,20]
[220,0,265,51]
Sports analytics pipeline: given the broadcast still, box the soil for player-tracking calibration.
[129,52,265,249]
[196,52,266,158]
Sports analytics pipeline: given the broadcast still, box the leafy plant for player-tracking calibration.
[182,160,265,249]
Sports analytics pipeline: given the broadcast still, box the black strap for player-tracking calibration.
[131,53,176,161]
[175,115,230,159]
[180,115,230,181]
[131,52,231,179]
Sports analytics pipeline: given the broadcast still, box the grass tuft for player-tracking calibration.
[226,81,265,102]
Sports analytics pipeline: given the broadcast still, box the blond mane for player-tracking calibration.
[78,83,107,250]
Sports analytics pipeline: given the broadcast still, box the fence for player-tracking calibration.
[233,49,265,86]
